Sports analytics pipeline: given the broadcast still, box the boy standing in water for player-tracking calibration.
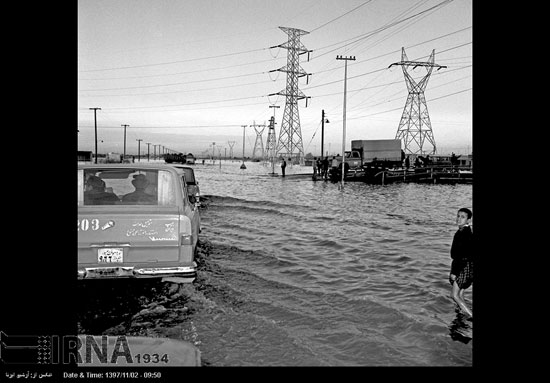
[449,208,474,318]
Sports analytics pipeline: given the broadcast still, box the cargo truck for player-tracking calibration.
[331,139,402,169]
[331,150,362,169]
[351,139,402,167]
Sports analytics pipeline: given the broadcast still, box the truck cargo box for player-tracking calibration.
[351,139,402,162]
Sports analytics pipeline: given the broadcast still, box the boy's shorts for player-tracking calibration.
[449,261,473,289]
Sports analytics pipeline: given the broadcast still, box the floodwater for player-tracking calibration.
[77,160,473,366]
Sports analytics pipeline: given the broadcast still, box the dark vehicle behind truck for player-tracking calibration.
[164,153,187,164]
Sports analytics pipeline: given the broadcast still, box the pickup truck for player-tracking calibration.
[77,164,200,283]
[331,150,363,170]
[169,164,201,203]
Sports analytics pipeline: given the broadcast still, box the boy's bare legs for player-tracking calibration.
[451,281,472,317]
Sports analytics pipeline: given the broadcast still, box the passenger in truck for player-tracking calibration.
[122,174,156,204]
[84,175,120,205]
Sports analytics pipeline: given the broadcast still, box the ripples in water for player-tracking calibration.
[77,161,473,366]
[186,162,473,365]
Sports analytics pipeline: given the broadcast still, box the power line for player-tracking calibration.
[319,26,471,73]
[79,47,268,73]
[79,56,285,81]
[347,67,472,112]
[79,71,266,92]
[79,36,470,98]
[345,88,472,120]
[77,124,244,129]
[77,88,470,133]
[309,0,373,33]
[80,100,268,114]
[79,41,470,97]
[103,94,266,110]
[79,79,272,98]
[79,22,470,98]
[310,0,454,61]
[79,2,463,80]
[77,65,471,112]
[333,0,430,58]
[302,25,470,88]
[79,0,322,66]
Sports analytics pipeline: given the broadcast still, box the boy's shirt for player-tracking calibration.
[450,225,473,275]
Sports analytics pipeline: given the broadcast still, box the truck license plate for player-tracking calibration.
[97,248,123,263]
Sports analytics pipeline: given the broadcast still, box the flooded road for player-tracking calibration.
[77,161,473,366]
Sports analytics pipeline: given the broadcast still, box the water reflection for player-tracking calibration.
[449,308,473,344]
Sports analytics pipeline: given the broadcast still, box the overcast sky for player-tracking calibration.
[78,0,472,157]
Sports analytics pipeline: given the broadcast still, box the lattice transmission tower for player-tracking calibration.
[265,116,277,161]
[389,48,446,156]
[227,141,236,159]
[269,27,312,164]
[251,121,266,159]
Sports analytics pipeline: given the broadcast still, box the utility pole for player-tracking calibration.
[146,142,151,162]
[136,139,142,162]
[89,107,101,163]
[121,124,129,159]
[240,125,247,169]
[336,55,356,189]
[269,105,280,122]
[321,109,329,158]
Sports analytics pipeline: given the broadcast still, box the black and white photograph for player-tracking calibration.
[0,0,478,372]
[74,0,473,368]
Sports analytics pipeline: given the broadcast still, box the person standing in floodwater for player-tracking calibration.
[449,208,474,318]
[322,157,329,179]
[281,158,286,177]
[312,157,318,177]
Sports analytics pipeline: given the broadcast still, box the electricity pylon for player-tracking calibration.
[227,141,236,159]
[251,121,266,159]
[269,26,312,165]
[266,116,277,173]
[266,116,277,158]
[389,48,446,156]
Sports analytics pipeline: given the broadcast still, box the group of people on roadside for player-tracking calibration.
[311,156,334,180]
